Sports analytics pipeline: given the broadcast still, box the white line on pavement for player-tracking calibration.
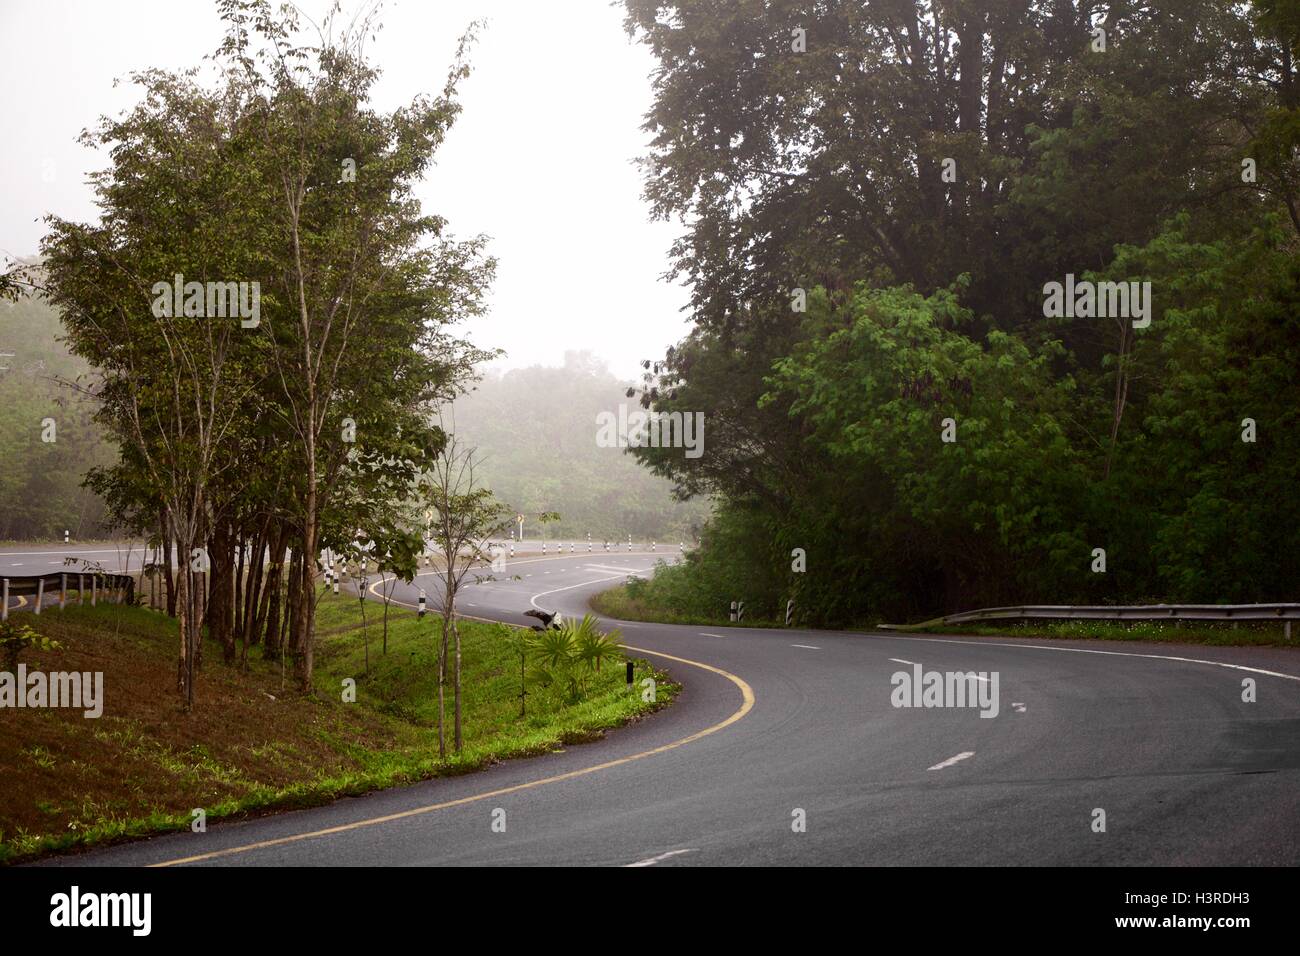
[888,658,916,665]
[928,752,975,771]
[700,632,725,638]
[791,644,820,650]
[625,848,698,867]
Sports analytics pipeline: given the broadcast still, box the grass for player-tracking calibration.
[595,583,1298,649]
[905,619,1299,647]
[590,583,783,629]
[0,592,677,863]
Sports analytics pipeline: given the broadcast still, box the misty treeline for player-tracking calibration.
[623,1,1300,624]
[18,0,496,707]
[0,297,115,539]
[451,351,710,542]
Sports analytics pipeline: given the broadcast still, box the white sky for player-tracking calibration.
[0,0,691,380]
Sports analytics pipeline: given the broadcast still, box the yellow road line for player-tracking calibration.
[151,644,753,866]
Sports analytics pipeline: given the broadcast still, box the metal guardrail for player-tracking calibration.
[934,603,1298,638]
[1,572,135,619]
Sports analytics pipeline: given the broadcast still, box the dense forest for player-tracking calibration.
[451,351,709,542]
[622,0,1300,625]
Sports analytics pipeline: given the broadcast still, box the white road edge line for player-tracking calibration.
[700,632,725,638]
[928,751,975,771]
[791,643,820,650]
[625,848,698,867]
[888,658,916,665]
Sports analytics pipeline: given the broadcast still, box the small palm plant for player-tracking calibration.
[523,615,624,703]
[571,614,623,673]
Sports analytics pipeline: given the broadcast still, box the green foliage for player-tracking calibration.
[524,615,624,704]
[622,2,1300,623]
[0,621,60,670]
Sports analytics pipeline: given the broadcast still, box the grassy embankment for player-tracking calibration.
[0,593,676,863]
[594,583,1298,648]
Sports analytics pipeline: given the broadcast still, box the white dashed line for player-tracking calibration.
[791,644,820,650]
[700,632,725,638]
[928,751,975,771]
[889,658,916,665]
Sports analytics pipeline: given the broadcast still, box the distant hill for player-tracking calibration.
[451,351,709,542]
[0,301,707,543]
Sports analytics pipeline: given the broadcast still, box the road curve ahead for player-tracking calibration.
[37,551,1300,867]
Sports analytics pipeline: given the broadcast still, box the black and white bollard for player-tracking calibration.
[418,588,427,619]
[64,529,69,544]
[627,535,632,552]
[785,598,794,626]
[587,533,592,552]
[729,600,737,623]
[651,541,656,552]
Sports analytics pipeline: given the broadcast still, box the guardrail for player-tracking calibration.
[930,603,1299,638]
[1,572,135,620]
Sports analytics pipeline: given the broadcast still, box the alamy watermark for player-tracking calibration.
[890,664,999,718]
[150,273,261,328]
[1042,274,1151,328]
[0,665,103,718]
[596,404,704,459]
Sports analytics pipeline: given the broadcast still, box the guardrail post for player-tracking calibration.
[2,578,7,620]
[61,573,67,609]
[1287,621,1293,641]
[35,578,44,615]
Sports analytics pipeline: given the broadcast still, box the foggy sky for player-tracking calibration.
[0,0,691,380]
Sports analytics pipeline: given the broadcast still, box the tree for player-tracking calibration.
[216,0,495,692]
[419,430,511,755]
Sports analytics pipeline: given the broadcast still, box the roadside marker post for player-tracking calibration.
[729,600,737,622]
[35,578,43,615]
[1,579,7,620]
[78,574,84,606]
[651,541,656,552]
[64,529,69,544]
[626,661,634,687]
[61,573,67,610]
[91,575,97,607]
[418,588,427,619]
[785,599,794,627]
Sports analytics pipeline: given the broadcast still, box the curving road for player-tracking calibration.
[32,548,1300,867]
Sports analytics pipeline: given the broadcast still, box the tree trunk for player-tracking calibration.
[453,617,462,752]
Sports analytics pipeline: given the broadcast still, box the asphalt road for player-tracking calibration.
[26,547,1300,866]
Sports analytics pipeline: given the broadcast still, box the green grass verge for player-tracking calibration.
[590,583,783,629]
[0,592,677,863]
[907,619,1298,647]
[596,582,1298,649]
